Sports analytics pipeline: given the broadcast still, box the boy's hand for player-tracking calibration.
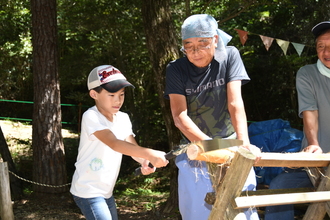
[140,160,156,175]
[148,150,169,168]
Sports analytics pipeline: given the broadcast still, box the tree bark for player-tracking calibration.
[141,0,182,214]
[31,0,67,193]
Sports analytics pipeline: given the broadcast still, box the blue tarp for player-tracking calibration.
[248,119,303,185]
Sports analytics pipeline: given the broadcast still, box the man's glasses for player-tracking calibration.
[180,38,214,55]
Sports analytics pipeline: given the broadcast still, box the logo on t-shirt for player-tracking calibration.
[185,78,225,95]
[89,158,103,171]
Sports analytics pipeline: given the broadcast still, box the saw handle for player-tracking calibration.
[134,150,176,176]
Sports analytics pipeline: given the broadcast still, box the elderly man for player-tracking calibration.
[164,14,260,220]
[264,21,330,220]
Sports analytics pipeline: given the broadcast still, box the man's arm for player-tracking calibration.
[168,93,211,142]
[302,110,322,153]
[227,80,250,145]
[169,89,261,161]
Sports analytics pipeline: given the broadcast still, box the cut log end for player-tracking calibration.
[187,144,235,164]
[186,144,202,160]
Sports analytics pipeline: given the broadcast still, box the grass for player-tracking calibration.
[115,171,171,212]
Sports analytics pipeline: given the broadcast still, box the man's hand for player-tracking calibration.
[241,144,261,164]
[302,145,323,153]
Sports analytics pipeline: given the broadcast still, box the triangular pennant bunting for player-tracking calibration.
[276,39,290,55]
[291,42,305,56]
[234,29,308,56]
[234,29,248,46]
[260,35,274,51]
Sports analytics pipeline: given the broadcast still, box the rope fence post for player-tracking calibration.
[0,162,14,220]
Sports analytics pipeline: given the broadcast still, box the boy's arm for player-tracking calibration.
[93,129,168,168]
[126,135,157,175]
[125,134,143,163]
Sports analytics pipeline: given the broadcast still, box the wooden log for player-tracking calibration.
[206,188,314,205]
[240,187,314,196]
[187,144,236,164]
[188,148,330,168]
[255,152,330,167]
[0,162,14,220]
[235,191,330,209]
[208,147,256,220]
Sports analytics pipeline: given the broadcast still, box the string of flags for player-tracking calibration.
[234,29,307,56]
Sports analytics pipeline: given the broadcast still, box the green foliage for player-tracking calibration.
[23,187,33,195]
[0,0,32,101]
[1,0,330,147]
[56,0,169,147]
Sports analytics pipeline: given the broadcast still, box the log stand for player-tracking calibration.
[197,148,330,220]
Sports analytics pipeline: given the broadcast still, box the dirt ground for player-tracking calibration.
[0,120,181,220]
[12,191,179,220]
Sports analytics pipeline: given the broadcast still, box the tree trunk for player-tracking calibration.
[0,126,22,199]
[141,0,182,214]
[31,0,67,193]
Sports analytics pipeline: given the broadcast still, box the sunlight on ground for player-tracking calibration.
[0,120,78,139]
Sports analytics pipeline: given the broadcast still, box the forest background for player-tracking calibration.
[0,0,330,217]
[2,0,330,144]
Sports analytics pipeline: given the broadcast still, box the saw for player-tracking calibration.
[134,138,242,175]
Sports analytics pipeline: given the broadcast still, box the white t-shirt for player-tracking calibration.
[70,106,134,198]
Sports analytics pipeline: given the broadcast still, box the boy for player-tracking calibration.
[70,65,169,220]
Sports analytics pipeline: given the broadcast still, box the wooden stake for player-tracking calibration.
[303,163,330,220]
[208,147,256,220]
[0,162,14,220]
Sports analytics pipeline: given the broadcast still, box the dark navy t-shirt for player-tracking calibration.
[164,46,250,138]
